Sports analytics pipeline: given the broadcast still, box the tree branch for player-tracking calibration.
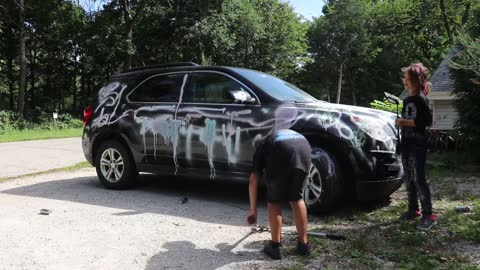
[121,0,130,23]
[439,0,453,43]
[461,2,471,25]
[131,0,147,26]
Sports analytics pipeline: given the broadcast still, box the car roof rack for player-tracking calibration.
[123,62,200,73]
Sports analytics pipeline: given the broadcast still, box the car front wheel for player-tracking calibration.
[95,140,137,189]
[303,147,344,213]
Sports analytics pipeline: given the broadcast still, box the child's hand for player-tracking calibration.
[246,210,257,225]
[395,118,404,126]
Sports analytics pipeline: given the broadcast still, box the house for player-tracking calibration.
[400,49,459,130]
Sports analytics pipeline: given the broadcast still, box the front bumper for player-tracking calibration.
[356,177,403,201]
[349,147,404,201]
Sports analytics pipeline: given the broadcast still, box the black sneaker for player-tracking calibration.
[417,215,437,231]
[399,209,421,221]
[263,241,282,260]
[296,241,312,256]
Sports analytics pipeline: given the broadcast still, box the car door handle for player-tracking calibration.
[186,114,202,120]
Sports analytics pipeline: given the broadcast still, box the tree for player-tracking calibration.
[120,0,147,69]
[450,33,480,160]
[16,0,26,116]
[307,0,377,104]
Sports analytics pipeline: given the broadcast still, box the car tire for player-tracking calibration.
[303,147,344,213]
[95,140,138,189]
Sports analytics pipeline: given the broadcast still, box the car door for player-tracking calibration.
[179,71,267,179]
[126,72,188,172]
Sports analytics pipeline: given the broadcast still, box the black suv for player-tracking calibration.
[82,62,403,212]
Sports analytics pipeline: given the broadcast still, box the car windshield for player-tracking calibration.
[232,68,317,103]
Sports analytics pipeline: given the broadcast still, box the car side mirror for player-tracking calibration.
[230,90,256,104]
[384,92,400,105]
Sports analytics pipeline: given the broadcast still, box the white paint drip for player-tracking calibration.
[200,118,217,179]
[175,74,188,119]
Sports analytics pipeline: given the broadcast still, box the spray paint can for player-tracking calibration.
[454,206,471,213]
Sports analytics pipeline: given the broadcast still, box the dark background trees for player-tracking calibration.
[0,0,478,118]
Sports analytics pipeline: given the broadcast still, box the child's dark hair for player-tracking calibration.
[402,63,432,96]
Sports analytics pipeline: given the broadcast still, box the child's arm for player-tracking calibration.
[395,118,416,127]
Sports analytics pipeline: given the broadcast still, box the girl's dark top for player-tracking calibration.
[401,93,433,146]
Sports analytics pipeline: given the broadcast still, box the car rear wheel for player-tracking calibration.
[95,140,137,189]
[303,147,344,213]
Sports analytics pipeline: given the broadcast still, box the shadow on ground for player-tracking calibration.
[1,173,267,226]
[145,240,267,270]
[1,172,391,226]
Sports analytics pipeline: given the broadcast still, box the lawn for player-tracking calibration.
[276,155,480,270]
[0,127,83,143]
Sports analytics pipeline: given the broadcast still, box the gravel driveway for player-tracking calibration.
[0,168,302,270]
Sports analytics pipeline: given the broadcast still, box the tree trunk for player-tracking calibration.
[244,38,249,67]
[121,0,147,70]
[336,61,344,104]
[439,0,452,43]
[80,68,85,107]
[29,46,36,110]
[461,2,471,25]
[349,68,356,105]
[73,46,78,112]
[125,24,133,69]
[87,74,92,99]
[17,0,26,116]
[7,57,14,110]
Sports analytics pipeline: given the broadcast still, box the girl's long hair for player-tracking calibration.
[403,63,431,96]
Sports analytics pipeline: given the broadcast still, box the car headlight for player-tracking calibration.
[350,115,391,142]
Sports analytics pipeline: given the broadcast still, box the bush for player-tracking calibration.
[0,110,83,132]
[370,98,403,114]
[0,110,29,131]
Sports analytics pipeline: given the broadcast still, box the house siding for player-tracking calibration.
[432,100,458,130]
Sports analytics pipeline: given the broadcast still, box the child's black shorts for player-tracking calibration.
[265,168,307,203]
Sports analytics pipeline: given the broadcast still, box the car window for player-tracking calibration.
[128,73,186,103]
[183,72,247,104]
[231,68,317,103]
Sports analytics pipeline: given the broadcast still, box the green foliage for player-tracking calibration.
[302,0,476,105]
[370,98,403,114]
[0,110,82,132]
[450,32,480,160]
[444,198,480,243]
[0,0,479,116]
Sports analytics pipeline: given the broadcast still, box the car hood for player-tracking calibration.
[295,101,398,136]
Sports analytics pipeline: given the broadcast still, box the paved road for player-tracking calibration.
[0,137,85,178]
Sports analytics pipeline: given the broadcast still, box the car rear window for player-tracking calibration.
[128,73,187,103]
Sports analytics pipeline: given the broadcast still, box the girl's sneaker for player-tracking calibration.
[399,209,422,221]
[417,215,437,231]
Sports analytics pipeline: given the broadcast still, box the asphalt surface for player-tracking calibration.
[0,138,85,178]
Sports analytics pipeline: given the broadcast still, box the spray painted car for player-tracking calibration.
[82,63,403,212]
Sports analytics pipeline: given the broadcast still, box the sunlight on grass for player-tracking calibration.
[297,172,480,270]
[0,128,83,143]
[0,161,91,183]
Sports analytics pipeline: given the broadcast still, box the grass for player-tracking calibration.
[279,159,480,270]
[0,127,83,143]
[0,161,91,183]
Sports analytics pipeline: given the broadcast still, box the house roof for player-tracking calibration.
[430,48,459,93]
[399,48,459,99]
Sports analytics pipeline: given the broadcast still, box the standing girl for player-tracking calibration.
[396,63,435,230]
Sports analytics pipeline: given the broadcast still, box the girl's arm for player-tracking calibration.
[395,118,416,127]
